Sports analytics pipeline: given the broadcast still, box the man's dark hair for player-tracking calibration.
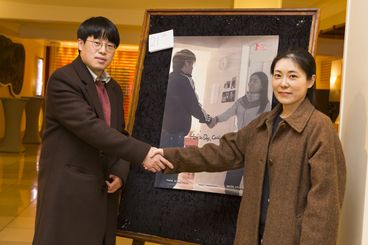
[77,16,120,47]
[172,49,196,72]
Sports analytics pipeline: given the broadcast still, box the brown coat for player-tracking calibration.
[33,56,151,245]
[164,98,346,245]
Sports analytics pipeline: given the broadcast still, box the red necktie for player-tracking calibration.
[95,81,111,127]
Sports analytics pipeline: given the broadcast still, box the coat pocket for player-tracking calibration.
[65,164,99,179]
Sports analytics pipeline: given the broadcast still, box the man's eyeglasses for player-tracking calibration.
[86,40,116,53]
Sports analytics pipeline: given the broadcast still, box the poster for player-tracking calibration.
[155,35,279,195]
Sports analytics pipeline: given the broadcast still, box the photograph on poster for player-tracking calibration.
[154,35,279,195]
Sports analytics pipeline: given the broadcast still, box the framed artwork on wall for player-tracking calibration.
[118,8,319,245]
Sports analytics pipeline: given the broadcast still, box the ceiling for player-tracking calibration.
[4,0,327,9]
[1,0,329,10]
[1,0,234,10]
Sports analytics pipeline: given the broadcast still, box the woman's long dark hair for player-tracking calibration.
[270,49,316,105]
[250,71,269,113]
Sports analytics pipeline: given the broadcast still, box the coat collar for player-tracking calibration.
[86,65,111,84]
[71,56,118,129]
[71,56,94,86]
[256,98,315,133]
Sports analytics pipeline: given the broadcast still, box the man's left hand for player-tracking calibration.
[105,174,122,193]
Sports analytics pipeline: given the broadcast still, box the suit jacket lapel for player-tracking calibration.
[71,56,105,121]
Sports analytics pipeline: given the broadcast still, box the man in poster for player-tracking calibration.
[155,49,212,188]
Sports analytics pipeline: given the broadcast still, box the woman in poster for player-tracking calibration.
[159,50,346,245]
[213,71,270,130]
[210,71,270,195]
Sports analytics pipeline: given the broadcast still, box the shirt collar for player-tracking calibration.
[180,71,192,78]
[256,98,315,133]
[86,66,111,84]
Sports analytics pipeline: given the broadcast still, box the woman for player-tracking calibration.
[213,71,270,130]
[212,71,270,195]
[160,50,346,245]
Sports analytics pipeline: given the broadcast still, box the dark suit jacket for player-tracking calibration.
[33,56,150,245]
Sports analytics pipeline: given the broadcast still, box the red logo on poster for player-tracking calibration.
[255,43,265,51]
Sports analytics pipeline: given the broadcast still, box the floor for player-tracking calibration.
[0,144,159,245]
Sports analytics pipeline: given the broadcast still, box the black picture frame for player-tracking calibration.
[118,9,319,245]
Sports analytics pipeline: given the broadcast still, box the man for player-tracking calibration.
[33,16,171,245]
[155,49,212,188]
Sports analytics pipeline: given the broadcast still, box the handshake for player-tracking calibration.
[206,116,218,129]
[142,147,174,173]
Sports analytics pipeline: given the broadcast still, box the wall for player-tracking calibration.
[0,0,233,45]
[338,0,368,244]
[317,0,346,30]
[234,0,282,8]
[317,38,344,57]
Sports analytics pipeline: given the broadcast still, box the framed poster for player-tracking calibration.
[119,9,319,245]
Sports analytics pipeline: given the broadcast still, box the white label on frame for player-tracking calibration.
[148,29,174,53]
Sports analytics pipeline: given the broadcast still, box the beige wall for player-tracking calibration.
[0,1,144,26]
[311,0,346,30]
[234,0,346,30]
[0,35,45,137]
[338,0,368,244]
[234,0,281,8]
[321,0,346,30]
[0,2,144,45]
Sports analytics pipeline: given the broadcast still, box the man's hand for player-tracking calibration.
[105,174,122,193]
[142,147,173,173]
[207,116,217,128]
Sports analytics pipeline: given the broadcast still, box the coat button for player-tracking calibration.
[269,159,273,166]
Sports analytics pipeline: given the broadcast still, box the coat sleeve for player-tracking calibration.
[300,115,346,245]
[163,128,247,173]
[46,69,151,165]
[109,159,130,185]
